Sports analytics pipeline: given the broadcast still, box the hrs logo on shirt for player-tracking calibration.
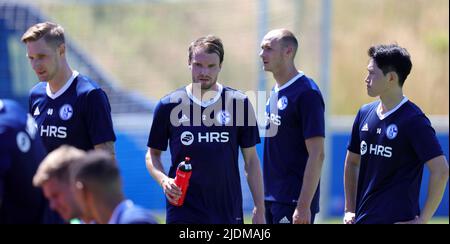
[360,140,392,158]
[180,131,229,146]
[265,112,281,126]
[40,125,67,139]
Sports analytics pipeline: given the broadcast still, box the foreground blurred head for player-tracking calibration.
[71,150,123,224]
[33,145,85,221]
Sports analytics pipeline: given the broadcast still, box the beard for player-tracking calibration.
[37,69,55,82]
[201,80,216,90]
[192,76,217,91]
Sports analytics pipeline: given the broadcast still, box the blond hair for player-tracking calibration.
[21,21,65,48]
[33,145,85,187]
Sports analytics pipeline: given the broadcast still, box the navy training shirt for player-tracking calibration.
[0,99,61,224]
[147,84,260,224]
[347,97,444,224]
[29,71,116,153]
[263,72,325,214]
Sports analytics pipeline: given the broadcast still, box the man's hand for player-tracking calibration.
[343,212,355,224]
[161,177,182,205]
[252,206,266,224]
[293,205,311,224]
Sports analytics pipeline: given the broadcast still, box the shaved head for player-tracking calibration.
[263,29,298,58]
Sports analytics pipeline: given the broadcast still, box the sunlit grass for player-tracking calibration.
[151,211,448,224]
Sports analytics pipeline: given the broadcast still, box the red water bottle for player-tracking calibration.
[172,157,192,207]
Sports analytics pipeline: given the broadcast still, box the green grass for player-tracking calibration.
[151,212,449,224]
[313,217,449,224]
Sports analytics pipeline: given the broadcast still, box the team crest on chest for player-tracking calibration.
[59,104,73,121]
[16,131,31,153]
[386,124,398,140]
[277,96,288,110]
[216,110,231,125]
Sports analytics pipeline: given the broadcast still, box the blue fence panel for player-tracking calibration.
[115,132,165,210]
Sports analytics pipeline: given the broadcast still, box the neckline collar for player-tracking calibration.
[376,96,409,120]
[185,83,223,107]
[46,70,79,100]
[274,71,304,93]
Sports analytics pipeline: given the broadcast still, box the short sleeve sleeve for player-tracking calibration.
[85,89,116,145]
[347,109,362,154]
[147,100,170,151]
[298,90,325,139]
[406,115,444,163]
[238,98,261,148]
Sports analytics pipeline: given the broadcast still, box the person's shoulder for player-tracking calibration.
[349,100,379,120]
[29,82,47,97]
[120,205,158,224]
[159,87,188,105]
[298,74,321,92]
[0,99,23,112]
[400,100,429,124]
[0,99,26,122]
[151,88,187,116]
[30,82,47,92]
[75,74,102,94]
[402,100,425,115]
[223,86,248,101]
[74,75,113,107]
[359,100,379,113]
[0,99,13,127]
[292,75,323,101]
[0,100,26,140]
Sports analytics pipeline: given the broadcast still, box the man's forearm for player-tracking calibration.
[420,168,449,223]
[145,150,168,186]
[344,161,359,213]
[94,141,116,159]
[245,158,265,208]
[297,154,324,208]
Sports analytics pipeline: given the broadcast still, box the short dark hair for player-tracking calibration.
[188,35,224,64]
[368,44,412,87]
[21,22,65,49]
[71,150,121,191]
